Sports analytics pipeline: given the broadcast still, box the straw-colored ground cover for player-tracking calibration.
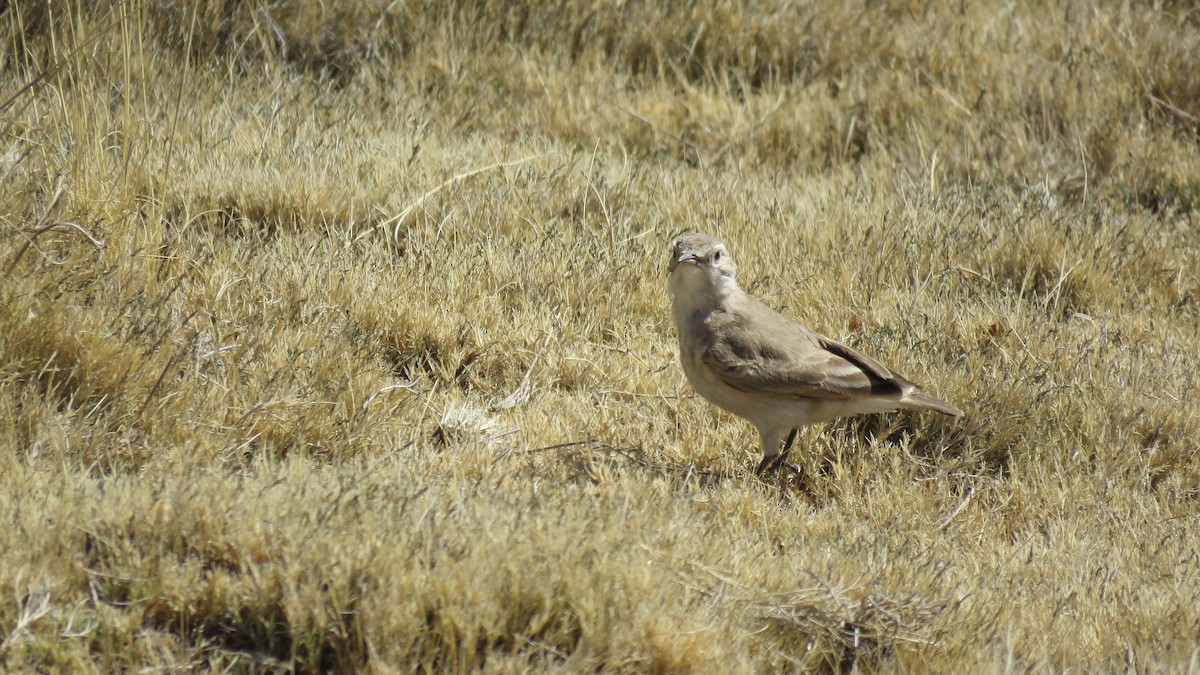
[2,1,1198,671]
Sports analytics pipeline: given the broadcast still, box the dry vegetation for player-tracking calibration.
[2,0,1200,671]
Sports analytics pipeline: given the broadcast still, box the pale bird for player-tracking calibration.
[667,232,962,475]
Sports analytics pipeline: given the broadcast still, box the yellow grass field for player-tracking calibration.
[3,1,1199,671]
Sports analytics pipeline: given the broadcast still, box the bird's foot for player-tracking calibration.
[754,455,780,476]
[755,454,808,493]
[777,461,804,481]
[755,454,802,478]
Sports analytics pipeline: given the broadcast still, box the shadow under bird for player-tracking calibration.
[667,232,962,475]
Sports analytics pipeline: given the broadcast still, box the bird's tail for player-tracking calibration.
[903,392,963,417]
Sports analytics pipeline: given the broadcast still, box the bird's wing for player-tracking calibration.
[702,300,908,400]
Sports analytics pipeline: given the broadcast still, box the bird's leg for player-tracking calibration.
[781,428,798,454]
[755,428,801,477]
[775,428,805,479]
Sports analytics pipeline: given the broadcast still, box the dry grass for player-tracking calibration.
[2,0,1199,671]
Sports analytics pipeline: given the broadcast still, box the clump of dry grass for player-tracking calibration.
[2,0,1199,671]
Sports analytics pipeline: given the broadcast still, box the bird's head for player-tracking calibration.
[667,232,739,300]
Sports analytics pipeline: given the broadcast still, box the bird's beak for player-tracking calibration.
[669,251,697,272]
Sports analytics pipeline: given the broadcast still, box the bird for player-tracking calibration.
[666,232,962,476]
